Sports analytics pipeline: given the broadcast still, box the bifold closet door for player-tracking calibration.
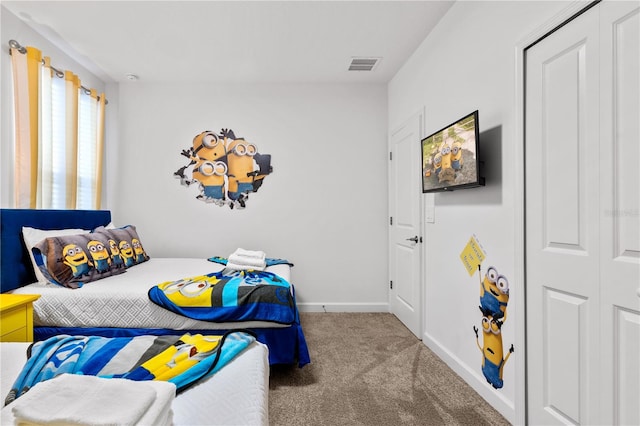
[525,2,639,425]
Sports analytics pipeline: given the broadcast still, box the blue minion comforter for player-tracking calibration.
[5,331,255,405]
[148,269,297,324]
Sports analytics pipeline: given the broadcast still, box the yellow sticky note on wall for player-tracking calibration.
[460,235,486,276]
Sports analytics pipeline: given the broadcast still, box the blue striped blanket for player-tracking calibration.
[148,269,296,324]
[5,331,255,406]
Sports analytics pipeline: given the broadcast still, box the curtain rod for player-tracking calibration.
[8,39,108,105]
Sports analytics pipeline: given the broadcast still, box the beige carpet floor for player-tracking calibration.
[269,312,510,425]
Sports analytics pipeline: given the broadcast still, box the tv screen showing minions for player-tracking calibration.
[421,110,483,193]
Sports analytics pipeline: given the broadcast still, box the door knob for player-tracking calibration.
[406,236,419,243]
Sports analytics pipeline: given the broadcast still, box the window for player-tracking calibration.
[10,40,106,209]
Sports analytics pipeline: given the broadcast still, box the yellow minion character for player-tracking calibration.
[440,140,452,170]
[479,266,510,322]
[139,334,222,381]
[451,140,463,170]
[87,240,111,273]
[119,240,135,267]
[131,238,148,263]
[194,160,228,203]
[158,276,217,307]
[174,131,226,187]
[108,239,124,268]
[192,131,226,162]
[433,154,442,178]
[187,131,229,203]
[62,243,92,277]
[226,138,258,205]
[473,316,514,389]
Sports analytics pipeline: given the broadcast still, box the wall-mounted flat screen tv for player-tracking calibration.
[421,110,484,193]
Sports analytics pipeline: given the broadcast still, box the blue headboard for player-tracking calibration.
[0,209,111,292]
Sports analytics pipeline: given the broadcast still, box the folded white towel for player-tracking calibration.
[226,260,266,271]
[228,253,267,268]
[233,248,266,260]
[10,374,175,426]
[135,380,176,426]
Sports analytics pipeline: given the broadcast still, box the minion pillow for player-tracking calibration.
[92,225,150,269]
[32,231,126,289]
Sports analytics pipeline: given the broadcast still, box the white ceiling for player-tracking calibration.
[2,0,454,84]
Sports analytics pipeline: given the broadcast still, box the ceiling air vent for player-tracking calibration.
[348,57,381,71]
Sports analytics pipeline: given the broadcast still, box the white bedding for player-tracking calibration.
[10,258,291,330]
[0,340,269,426]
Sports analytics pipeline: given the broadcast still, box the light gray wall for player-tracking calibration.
[1,6,390,312]
[388,1,572,423]
[112,82,389,310]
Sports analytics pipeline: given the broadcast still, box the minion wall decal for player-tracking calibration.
[473,309,514,390]
[473,265,514,389]
[174,128,273,209]
[459,236,514,390]
[479,266,509,322]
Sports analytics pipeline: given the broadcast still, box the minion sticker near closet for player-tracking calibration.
[174,128,273,209]
[473,265,514,390]
[460,235,514,390]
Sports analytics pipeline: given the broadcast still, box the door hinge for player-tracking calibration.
[390,280,393,289]
[390,216,393,225]
[389,152,392,161]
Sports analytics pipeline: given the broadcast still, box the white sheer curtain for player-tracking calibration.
[11,43,106,209]
[77,89,100,209]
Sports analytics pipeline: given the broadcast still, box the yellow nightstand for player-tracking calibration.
[0,294,40,342]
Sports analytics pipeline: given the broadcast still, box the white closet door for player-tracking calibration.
[526,7,600,424]
[525,2,639,425]
[598,3,640,425]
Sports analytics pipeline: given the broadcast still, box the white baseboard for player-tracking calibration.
[422,331,516,424]
[297,303,389,313]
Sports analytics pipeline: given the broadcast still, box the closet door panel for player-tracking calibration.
[599,3,640,424]
[525,8,600,425]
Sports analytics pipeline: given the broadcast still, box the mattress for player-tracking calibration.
[0,340,269,426]
[10,258,291,330]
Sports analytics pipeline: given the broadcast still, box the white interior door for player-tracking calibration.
[598,3,640,424]
[388,111,423,338]
[525,2,639,425]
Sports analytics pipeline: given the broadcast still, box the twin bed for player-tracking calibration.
[1,340,270,425]
[0,208,310,425]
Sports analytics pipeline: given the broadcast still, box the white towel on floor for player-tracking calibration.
[10,373,175,426]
